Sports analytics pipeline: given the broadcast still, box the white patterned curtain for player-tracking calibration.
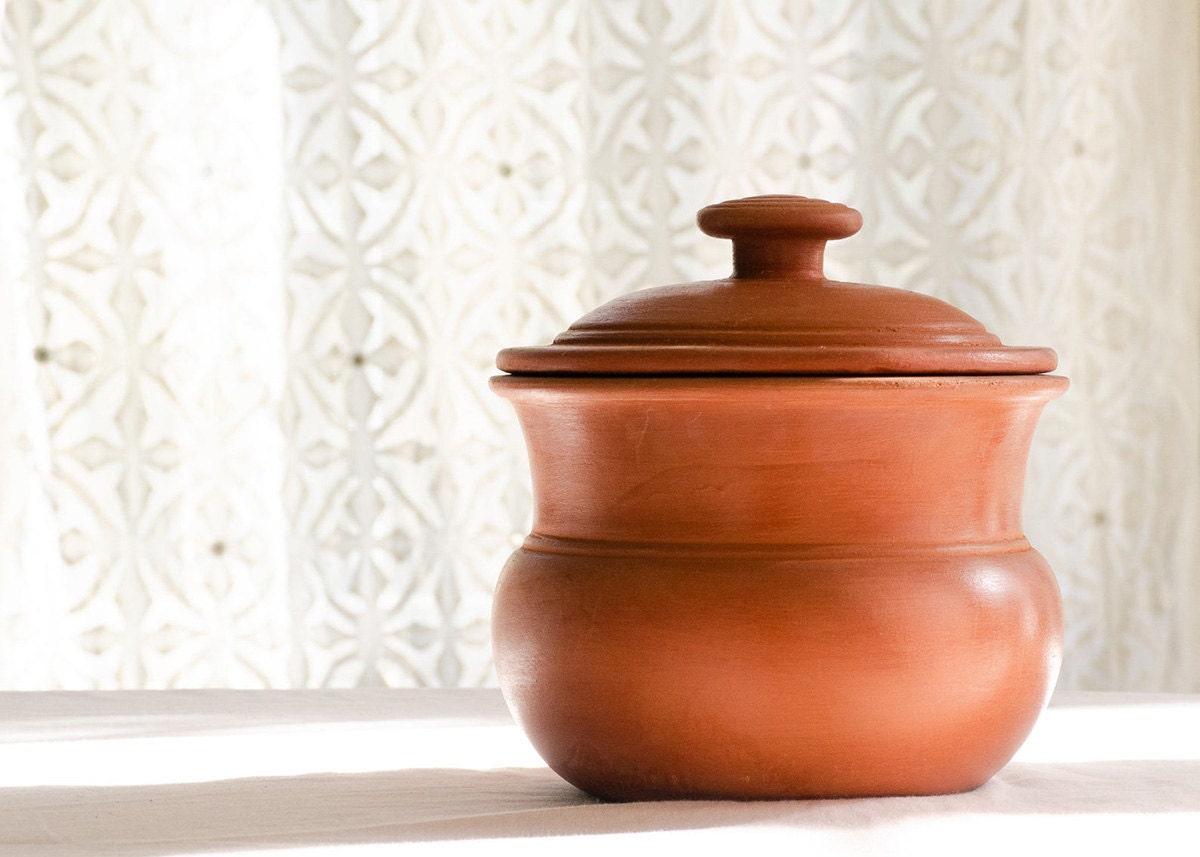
[0,0,1196,690]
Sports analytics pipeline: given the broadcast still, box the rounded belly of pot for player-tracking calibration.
[493,545,1062,800]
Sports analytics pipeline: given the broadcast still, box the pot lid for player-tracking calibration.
[496,195,1057,376]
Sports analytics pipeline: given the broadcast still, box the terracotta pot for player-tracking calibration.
[490,195,1066,801]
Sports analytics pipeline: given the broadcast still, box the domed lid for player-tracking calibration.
[496,195,1057,376]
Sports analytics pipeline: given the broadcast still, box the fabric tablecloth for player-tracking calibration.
[2,688,1198,855]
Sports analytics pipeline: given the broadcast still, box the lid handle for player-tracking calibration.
[697,195,863,279]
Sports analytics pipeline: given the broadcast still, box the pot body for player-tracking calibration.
[491,375,1066,800]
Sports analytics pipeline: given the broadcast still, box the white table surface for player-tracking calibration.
[1,688,1198,856]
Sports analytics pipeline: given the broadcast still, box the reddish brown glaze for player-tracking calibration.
[491,196,1067,800]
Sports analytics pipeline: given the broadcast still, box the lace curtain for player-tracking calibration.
[1,0,1196,690]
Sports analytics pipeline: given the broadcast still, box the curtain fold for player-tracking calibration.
[0,0,1196,689]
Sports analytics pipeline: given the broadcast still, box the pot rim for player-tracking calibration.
[490,373,1070,402]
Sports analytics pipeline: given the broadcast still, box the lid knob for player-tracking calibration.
[697,195,863,280]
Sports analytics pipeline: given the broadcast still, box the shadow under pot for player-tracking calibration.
[490,195,1067,801]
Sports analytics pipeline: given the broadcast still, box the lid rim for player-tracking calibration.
[497,344,1058,377]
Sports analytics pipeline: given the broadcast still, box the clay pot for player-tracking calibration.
[490,195,1066,801]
